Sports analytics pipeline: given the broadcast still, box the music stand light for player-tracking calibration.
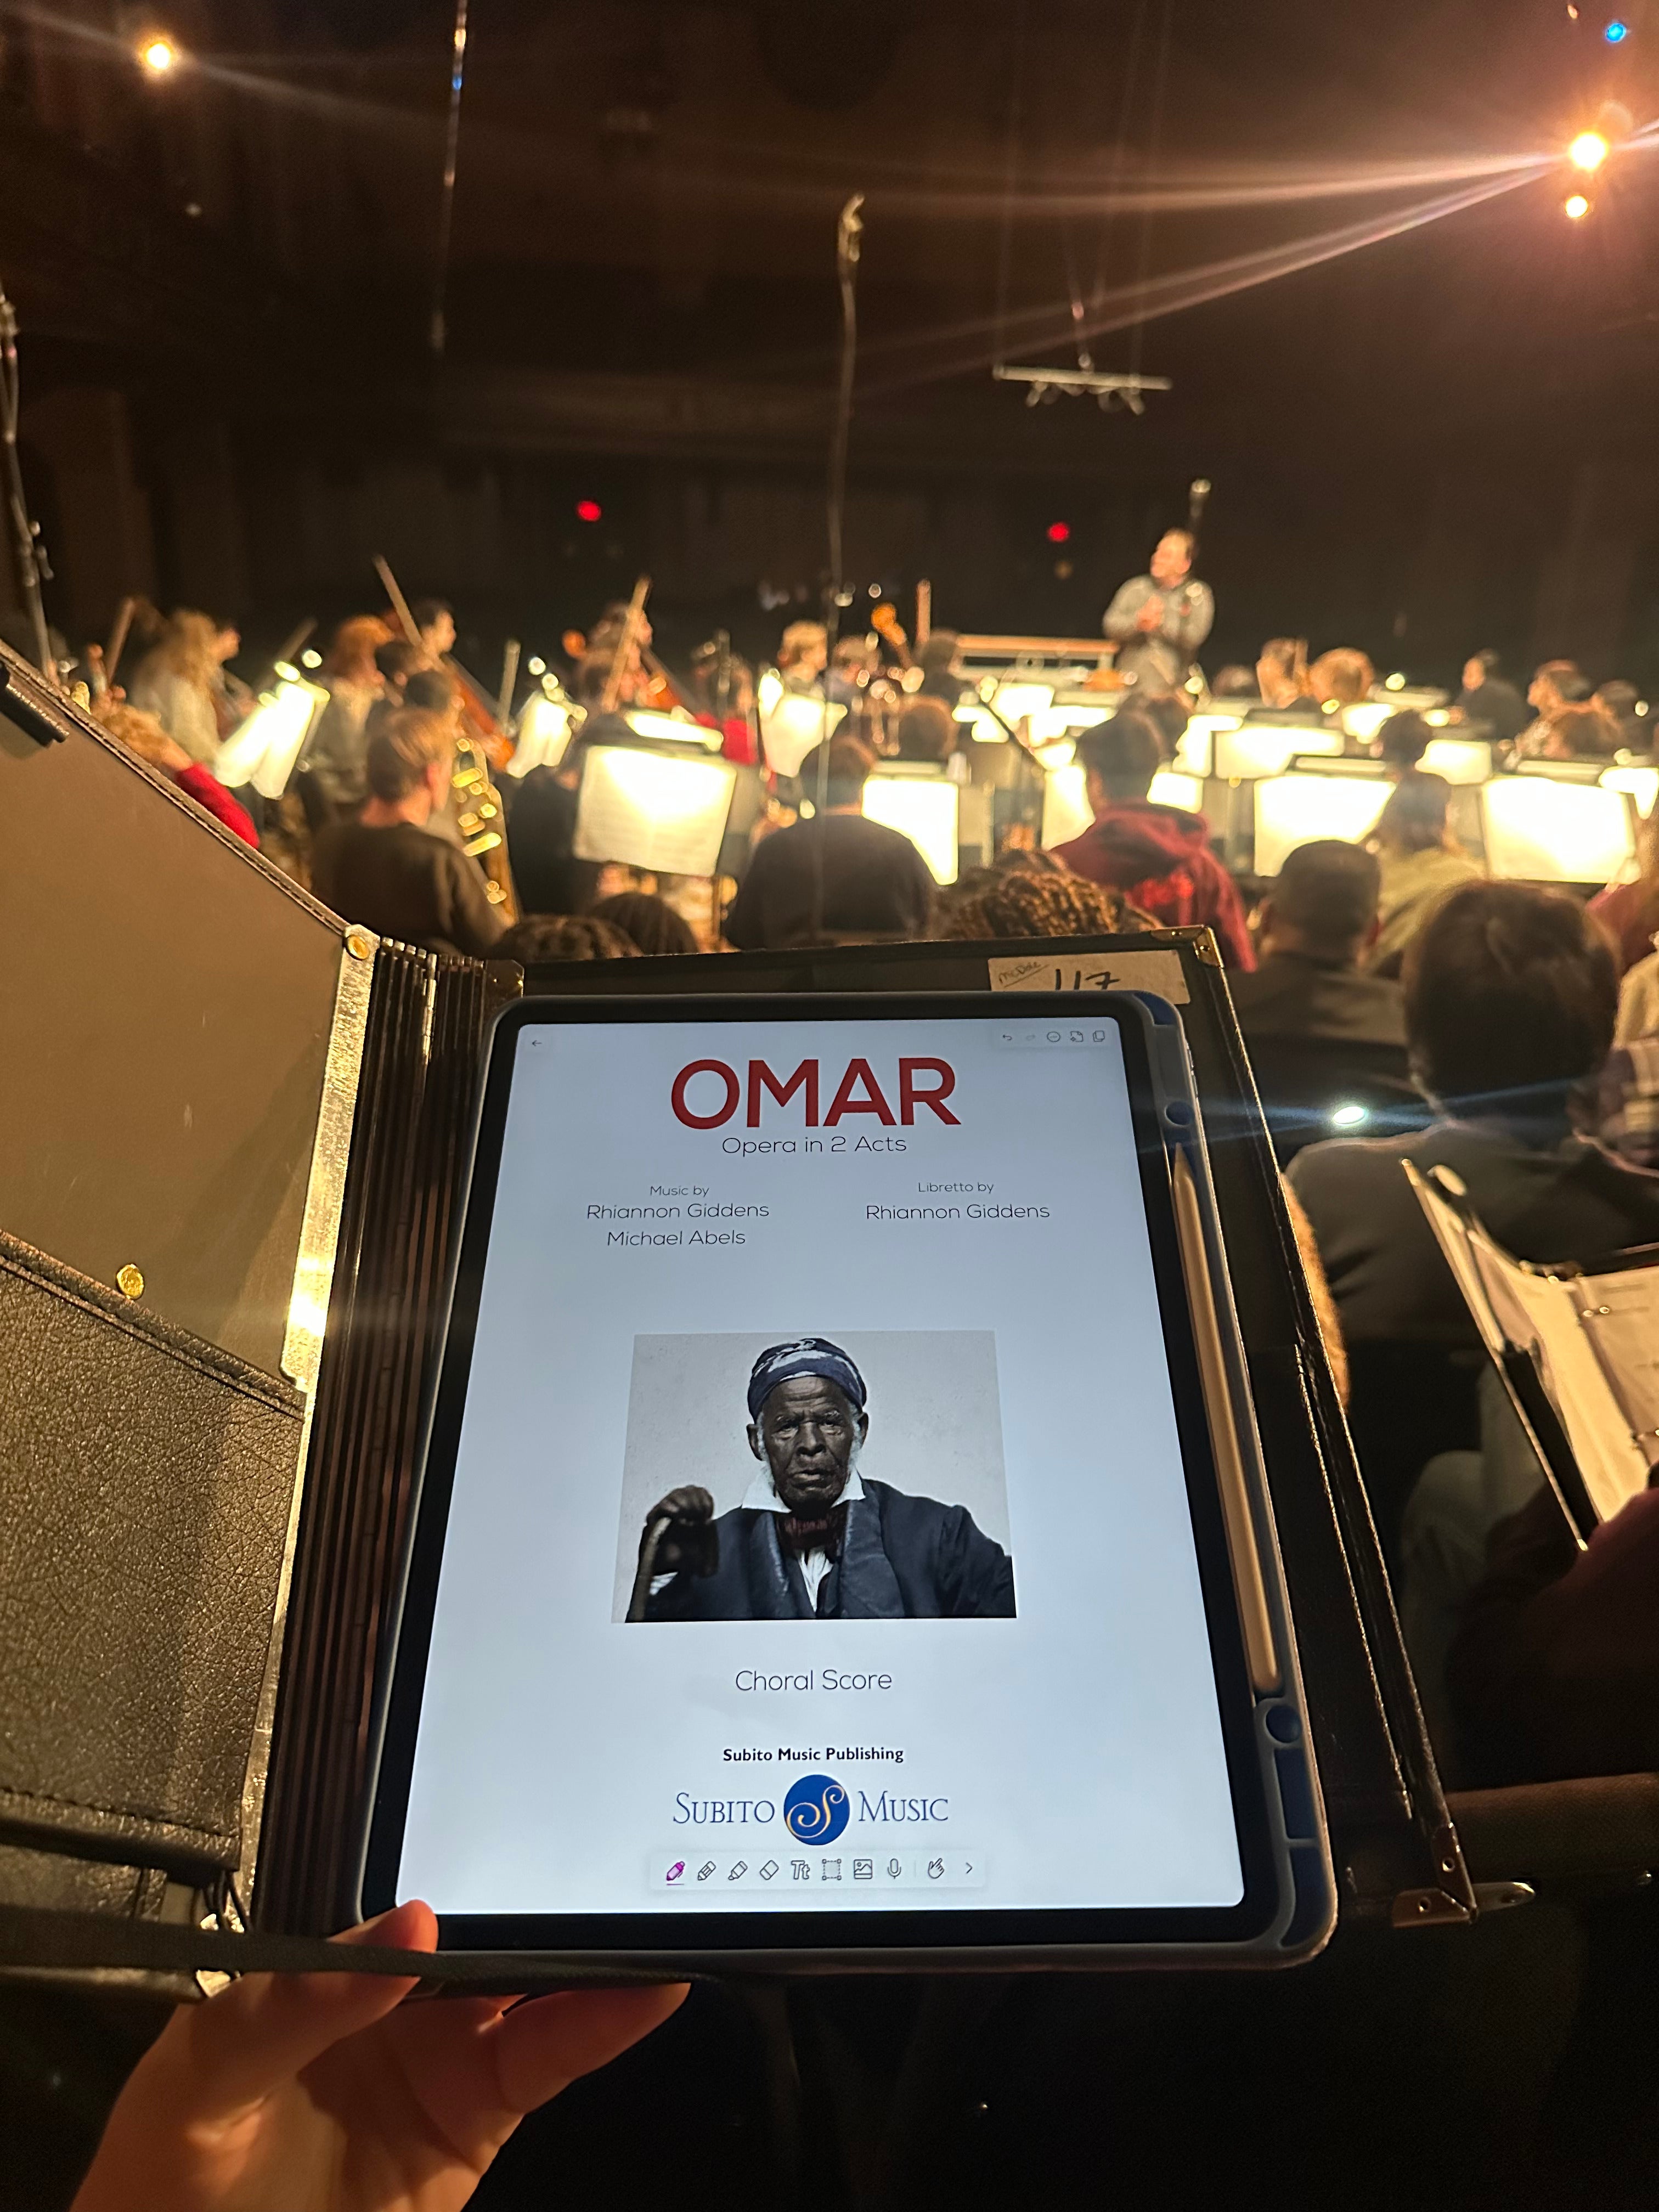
[211,675,326,800]
[760,696,845,777]
[1419,737,1492,786]
[1602,763,1659,818]
[622,708,721,749]
[1252,771,1391,876]
[1215,724,1344,781]
[505,693,574,777]
[861,771,960,884]
[1479,776,1635,884]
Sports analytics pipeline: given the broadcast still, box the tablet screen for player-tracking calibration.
[382,1009,1254,1931]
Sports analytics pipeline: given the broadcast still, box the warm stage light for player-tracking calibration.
[1046,521,1071,543]
[137,32,179,72]
[1570,129,1610,171]
[574,498,602,522]
[1565,192,1592,219]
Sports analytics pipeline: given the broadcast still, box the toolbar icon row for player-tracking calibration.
[651,1850,984,1895]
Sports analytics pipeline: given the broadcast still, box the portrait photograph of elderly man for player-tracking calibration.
[618,1335,1017,1622]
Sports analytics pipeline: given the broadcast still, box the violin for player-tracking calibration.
[565,585,698,718]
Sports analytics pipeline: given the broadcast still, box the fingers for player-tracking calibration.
[165,1899,437,2121]
[489,1984,689,2118]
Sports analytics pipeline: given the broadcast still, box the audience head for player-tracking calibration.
[1544,702,1621,761]
[1135,689,1190,761]
[1257,637,1311,709]
[778,620,828,678]
[1075,709,1163,809]
[1373,770,1454,856]
[1462,648,1500,691]
[1528,658,1587,717]
[326,616,394,687]
[1308,647,1375,709]
[494,915,642,964]
[364,707,454,812]
[403,665,461,718]
[589,891,698,957]
[893,697,957,764]
[918,630,962,679]
[1210,663,1259,700]
[1403,882,1617,1114]
[375,639,425,694]
[798,731,877,809]
[1149,529,1195,588]
[1376,709,1432,771]
[412,598,455,658]
[831,635,872,678]
[93,698,189,774]
[1259,841,1380,964]
[1594,679,1644,744]
[938,854,1145,940]
[146,608,221,688]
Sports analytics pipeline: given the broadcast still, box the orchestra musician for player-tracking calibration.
[777,620,829,696]
[1103,528,1214,691]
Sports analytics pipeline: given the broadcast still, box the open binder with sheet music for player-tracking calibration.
[1407,1161,1659,1541]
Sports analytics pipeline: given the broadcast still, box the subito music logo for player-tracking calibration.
[783,1773,849,1846]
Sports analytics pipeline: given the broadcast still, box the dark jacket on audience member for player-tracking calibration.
[1052,802,1254,969]
[1229,950,1407,1051]
[1449,1485,1659,1786]
[1289,1117,1659,1548]
[724,813,935,947]
[1288,1118,1659,1347]
[311,820,505,958]
[1229,952,1415,1160]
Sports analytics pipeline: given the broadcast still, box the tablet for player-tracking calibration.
[361,994,1330,1966]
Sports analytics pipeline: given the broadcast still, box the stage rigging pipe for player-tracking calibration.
[0,279,55,684]
[812,192,865,943]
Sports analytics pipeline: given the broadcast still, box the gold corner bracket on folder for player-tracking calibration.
[1170,1148,1281,1695]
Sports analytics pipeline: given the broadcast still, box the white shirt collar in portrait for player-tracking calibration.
[742,1467,867,1612]
[741,1467,866,1514]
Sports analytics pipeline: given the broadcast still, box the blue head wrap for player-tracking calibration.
[747,1338,867,1421]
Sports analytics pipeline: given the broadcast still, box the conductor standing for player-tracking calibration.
[1103,529,1213,691]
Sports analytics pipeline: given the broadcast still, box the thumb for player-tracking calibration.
[162,1900,438,2122]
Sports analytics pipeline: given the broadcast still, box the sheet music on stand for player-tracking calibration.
[573,746,738,877]
[1407,1162,1659,1535]
[759,696,845,777]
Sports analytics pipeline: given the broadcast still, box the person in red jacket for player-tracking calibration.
[1052,708,1254,968]
[93,700,258,847]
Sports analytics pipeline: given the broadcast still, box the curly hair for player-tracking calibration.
[936,856,1150,940]
[494,915,642,964]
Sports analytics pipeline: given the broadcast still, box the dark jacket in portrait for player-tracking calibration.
[644,1479,1015,1621]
